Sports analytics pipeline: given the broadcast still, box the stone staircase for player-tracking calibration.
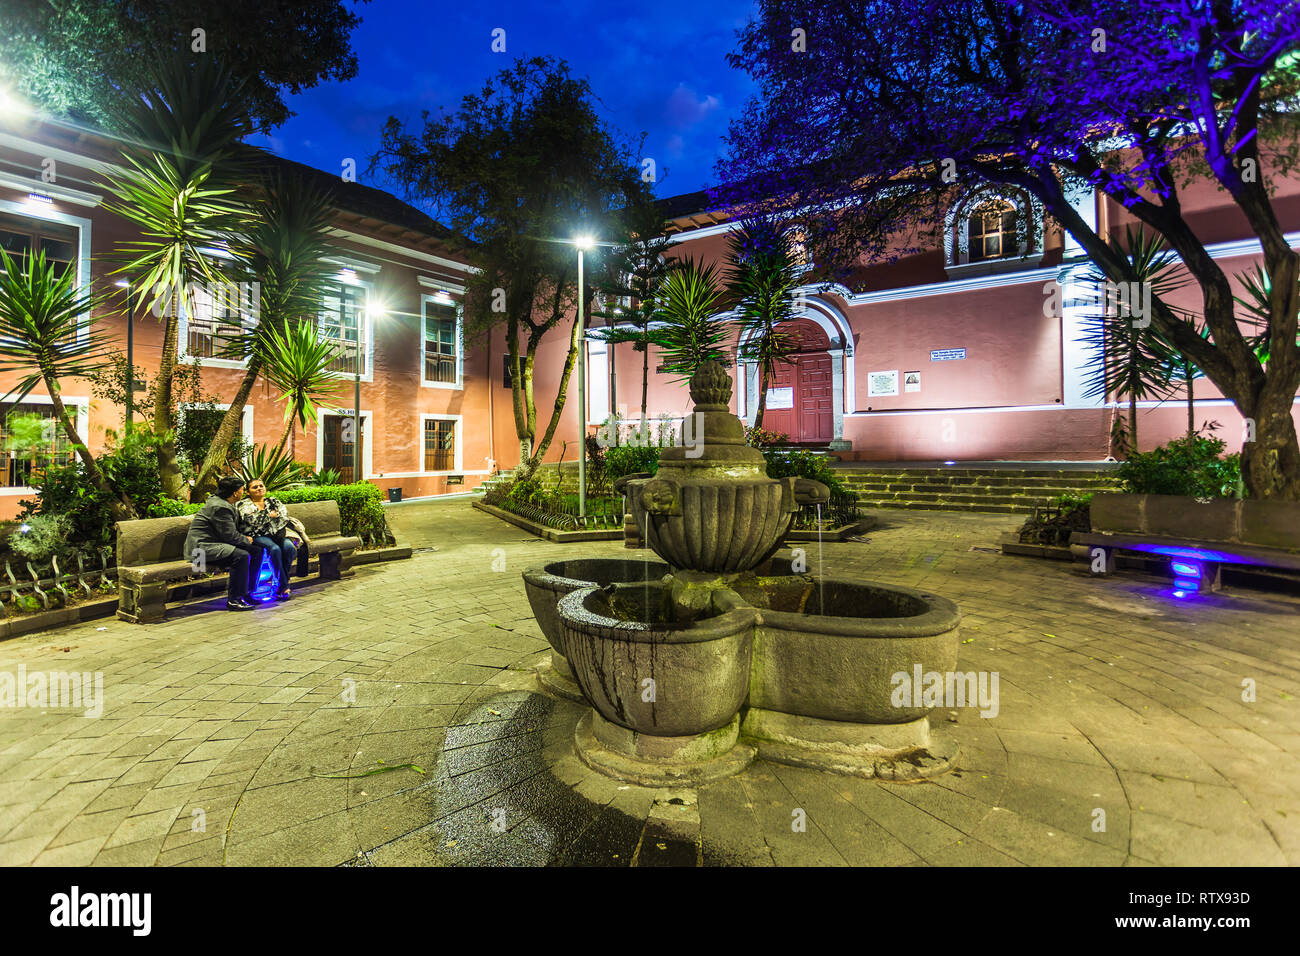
[476,468,516,495]
[835,466,1122,515]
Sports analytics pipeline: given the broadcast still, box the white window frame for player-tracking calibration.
[0,199,92,345]
[320,272,375,384]
[944,186,1044,275]
[316,408,373,480]
[0,394,89,495]
[419,293,463,390]
[417,413,462,475]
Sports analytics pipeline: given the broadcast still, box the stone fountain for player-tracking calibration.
[523,361,962,786]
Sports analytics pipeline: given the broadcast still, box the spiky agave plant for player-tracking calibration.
[0,249,136,518]
[653,258,729,382]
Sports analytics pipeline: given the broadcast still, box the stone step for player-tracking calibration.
[861,490,1066,505]
[839,468,1117,480]
[845,480,1114,496]
[858,499,1028,514]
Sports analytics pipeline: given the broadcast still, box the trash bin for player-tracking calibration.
[387,488,403,503]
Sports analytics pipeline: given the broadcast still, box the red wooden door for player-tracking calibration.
[797,353,833,442]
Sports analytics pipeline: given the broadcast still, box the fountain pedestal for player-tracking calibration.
[574,711,756,787]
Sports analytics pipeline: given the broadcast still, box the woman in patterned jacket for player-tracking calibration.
[236,479,309,599]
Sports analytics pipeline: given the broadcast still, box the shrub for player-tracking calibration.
[21,429,162,554]
[759,447,845,493]
[278,483,387,539]
[745,425,789,447]
[147,497,202,518]
[8,514,73,563]
[1117,435,1241,498]
[605,444,662,481]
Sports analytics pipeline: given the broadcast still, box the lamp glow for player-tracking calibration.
[573,235,595,251]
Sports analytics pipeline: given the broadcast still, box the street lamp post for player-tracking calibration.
[575,238,591,519]
[115,280,134,432]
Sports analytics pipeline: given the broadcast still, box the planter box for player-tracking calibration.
[1090,492,1300,552]
[0,595,119,642]
[473,500,623,543]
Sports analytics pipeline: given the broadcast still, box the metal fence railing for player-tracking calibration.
[2,549,116,611]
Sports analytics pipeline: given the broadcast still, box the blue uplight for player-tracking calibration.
[1170,560,1202,578]
[250,550,278,602]
[1173,577,1200,592]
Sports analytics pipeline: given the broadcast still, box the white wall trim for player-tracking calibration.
[845,397,1300,418]
[326,227,477,274]
[0,171,102,208]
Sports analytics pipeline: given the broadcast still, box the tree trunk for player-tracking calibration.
[640,341,649,427]
[754,362,771,431]
[522,313,583,476]
[1241,390,1300,500]
[191,356,262,501]
[44,375,136,520]
[1186,365,1195,437]
[1128,393,1138,455]
[153,295,186,500]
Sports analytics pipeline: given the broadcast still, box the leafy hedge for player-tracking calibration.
[1117,435,1241,498]
[277,483,388,539]
[147,482,387,539]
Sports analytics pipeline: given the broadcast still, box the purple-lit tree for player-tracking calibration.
[719,0,1300,498]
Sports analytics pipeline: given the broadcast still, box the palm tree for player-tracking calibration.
[190,171,337,500]
[1079,227,1187,457]
[725,216,803,429]
[262,321,344,459]
[0,249,136,518]
[653,258,729,382]
[97,54,252,500]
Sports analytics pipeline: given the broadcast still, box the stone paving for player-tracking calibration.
[0,498,1297,866]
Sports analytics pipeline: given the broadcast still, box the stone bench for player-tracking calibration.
[115,499,362,622]
[1069,492,1300,592]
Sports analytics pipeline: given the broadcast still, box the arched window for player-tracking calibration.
[944,188,1041,270]
[966,200,1018,262]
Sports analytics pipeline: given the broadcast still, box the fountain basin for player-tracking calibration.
[554,582,755,737]
[740,575,962,779]
[747,577,961,723]
[522,558,670,700]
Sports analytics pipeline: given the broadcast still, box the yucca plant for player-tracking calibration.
[232,443,310,495]
[190,171,338,500]
[1079,227,1188,457]
[263,320,345,459]
[725,216,803,429]
[0,249,136,519]
[653,258,729,382]
[97,54,253,500]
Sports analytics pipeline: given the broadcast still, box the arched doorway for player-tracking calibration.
[755,319,834,443]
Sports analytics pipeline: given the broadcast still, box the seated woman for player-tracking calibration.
[236,479,309,600]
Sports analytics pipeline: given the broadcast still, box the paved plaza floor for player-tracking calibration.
[1,499,1297,866]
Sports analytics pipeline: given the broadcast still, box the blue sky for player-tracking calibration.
[248,0,758,208]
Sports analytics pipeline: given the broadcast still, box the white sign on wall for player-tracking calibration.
[867,369,899,397]
[930,348,966,362]
[904,371,921,393]
[766,386,794,410]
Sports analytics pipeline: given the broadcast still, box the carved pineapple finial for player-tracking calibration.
[689,360,732,409]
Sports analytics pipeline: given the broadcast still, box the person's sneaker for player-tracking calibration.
[226,599,256,611]
[275,588,292,601]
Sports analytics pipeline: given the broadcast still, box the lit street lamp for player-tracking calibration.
[574,235,594,519]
